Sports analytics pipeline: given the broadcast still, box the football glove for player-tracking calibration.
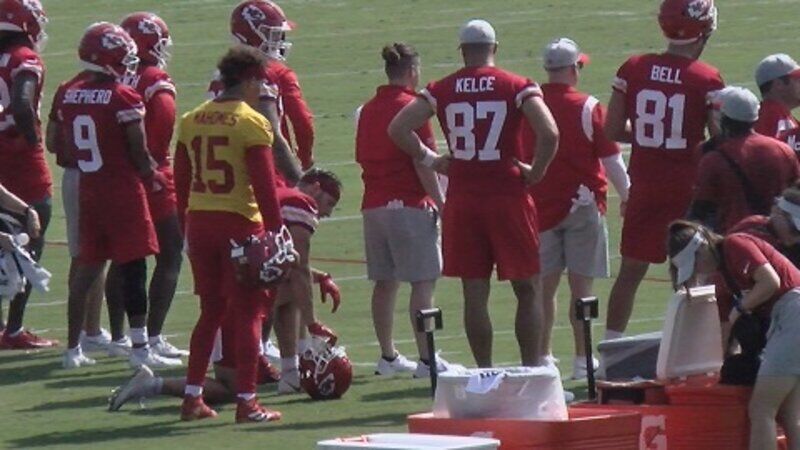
[317,273,341,313]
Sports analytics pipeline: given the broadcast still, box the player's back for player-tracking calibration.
[0,42,44,141]
[614,53,724,185]
[179,99,273,223]
[52,74,144,188]
[422,65,541,196]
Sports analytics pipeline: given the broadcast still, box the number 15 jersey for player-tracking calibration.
[421,66,542,196]
[176,99,274,223]
[613,53,724,186]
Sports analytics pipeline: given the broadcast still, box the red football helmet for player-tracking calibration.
[0,0,48,50]
[230,0,293,60]
[120,12,172,69]
[658,0,717,44]
[231,225,296,288]
[79,22,139,78]
[299,340,352,400]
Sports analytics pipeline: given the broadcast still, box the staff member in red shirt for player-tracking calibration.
[355,43,448,378]
[754,54,800,138]
[729,186,800,267]
[524,38,630,379]
[689,87,799,233]
[668,219,800,450]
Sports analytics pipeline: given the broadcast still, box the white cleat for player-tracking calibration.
[414,355,463,379]
[375,353,417,376]
[109,365,155,411]
[277,370,301,395]
[150,336,188,358]
[129,347,182,369]
[80,328,112,353]
[108,337,133,358]
[63,347,96,369]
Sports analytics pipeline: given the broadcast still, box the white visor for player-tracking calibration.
[777,197,800,231]
[671,231,706,286]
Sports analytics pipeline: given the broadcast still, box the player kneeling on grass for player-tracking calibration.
[668,220,800,450]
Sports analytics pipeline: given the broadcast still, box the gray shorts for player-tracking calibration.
[62,168,80,259]
[539,202,609,277]
[759,289,800,376]
[363,206,441,282]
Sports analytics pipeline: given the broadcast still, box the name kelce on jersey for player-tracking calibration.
[63,89,113,105]
[455,76,496,93]
[650,65,682,85]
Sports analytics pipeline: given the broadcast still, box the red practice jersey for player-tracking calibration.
[613,53,724,186]
[421,66,542,196]
[0,42,51,202]
[754,99,798,138]
[278,187,319,235]
[268,61,314,169]
[122,65,176,166]
[523,83,620,231]
[356,85,436,210]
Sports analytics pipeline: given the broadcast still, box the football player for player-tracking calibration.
[0,0,56,349]
[389,19,559,367]
[603,0,724,340]
[525,38,630,379]
[753,54,800,138]
[97,12,185,359]
[174,45,286,423]
[48,22,167,369]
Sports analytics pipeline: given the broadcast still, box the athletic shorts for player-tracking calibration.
[78,182,159,264]
[362,206,441,282]
[186,211,263,298]
[147,166,177,223]
[620,182,693,264]
[62,168,80,258]
[760,289,800,376]
[539,201,609,278]
[442,193,539,281]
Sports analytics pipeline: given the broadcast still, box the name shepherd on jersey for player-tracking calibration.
[63,89,113,105]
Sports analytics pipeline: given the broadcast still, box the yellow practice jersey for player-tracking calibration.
[177,99,273,223]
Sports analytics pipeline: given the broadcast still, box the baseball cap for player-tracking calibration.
[720,86,760,123]
[755,53,800,86]
[542,38,590,70]
[671,231,706,286]
[459,19,496,45]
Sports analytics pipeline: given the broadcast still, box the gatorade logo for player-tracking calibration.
[641,415,667,450]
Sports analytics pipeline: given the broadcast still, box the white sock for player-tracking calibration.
[184,385,203,397]
[281,356,298,372]
[130,327,148,346]
[604,329,624,341]
[148,334,162,346]
[237,392,255,401]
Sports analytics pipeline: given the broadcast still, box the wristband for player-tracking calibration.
[419,147,438,168]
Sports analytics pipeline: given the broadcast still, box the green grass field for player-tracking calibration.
[0,0,795,448]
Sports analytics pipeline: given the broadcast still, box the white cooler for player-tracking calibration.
[317,433,500,449]
[432,366,567,420]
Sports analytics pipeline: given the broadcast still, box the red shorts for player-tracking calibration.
[146,166,177,223]
[0,138,52,204]
[442,193,539,280]
[620,182,693,263]
[186,211,264,298]
[78,181,158,264]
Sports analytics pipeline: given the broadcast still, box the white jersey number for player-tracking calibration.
[445,101,507,161]
[634,89,687,149]
[73,115,103,173]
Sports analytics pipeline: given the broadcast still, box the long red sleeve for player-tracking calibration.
[145,92,176,166]
[280,70,315,169]
[174,142,191,233]
[246,145,283,232]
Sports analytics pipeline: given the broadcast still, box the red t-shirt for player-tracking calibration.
[716,233,800,320]
[122,65,177,167]
[268,61,314,169]
[0,43,51,202]
[729,215,800,267]
[356,85,435,210]
[50,74,146,192]
[694,133,799,232]
[421,65,542,197]
[613,53,724,188]
[278,186,319,234]
[522,84,620,231]
[754,99,798,138]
